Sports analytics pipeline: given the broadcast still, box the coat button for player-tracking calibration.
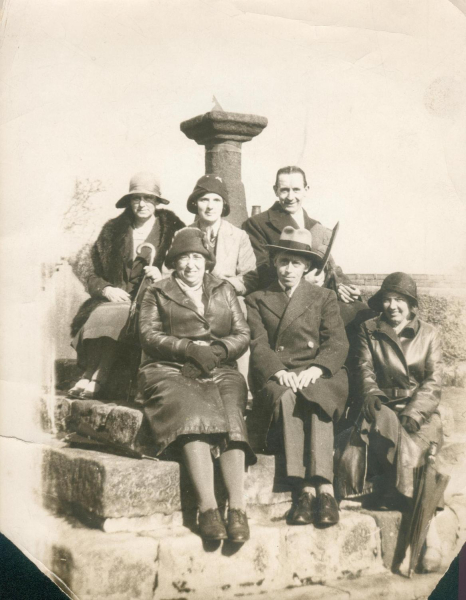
[307,341,314,348]
[277,346,284,352]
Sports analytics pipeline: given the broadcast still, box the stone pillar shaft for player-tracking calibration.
[180,111,267,226]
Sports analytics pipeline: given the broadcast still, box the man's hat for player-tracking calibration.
[116,172,170,209]
[186,174,230,217]
[368,272,418,312]
[267,225,330,265]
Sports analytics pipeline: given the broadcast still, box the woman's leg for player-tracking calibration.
[182,439,217,513]
[82,339,104,381]
[89,338,119,385]
[219,446,246,510]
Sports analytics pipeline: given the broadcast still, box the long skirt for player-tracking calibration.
[71,301,131,369]
[138,361,257,465]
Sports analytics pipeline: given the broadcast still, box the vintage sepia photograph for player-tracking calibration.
[1,1,466,599]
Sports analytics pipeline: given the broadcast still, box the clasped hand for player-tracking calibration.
[337,284,361,304]
[274,367,323,393]
[143,266,162,282]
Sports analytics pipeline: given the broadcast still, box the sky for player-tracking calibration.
[1,0,466,303]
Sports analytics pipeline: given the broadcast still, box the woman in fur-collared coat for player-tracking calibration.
[69,172,184,399]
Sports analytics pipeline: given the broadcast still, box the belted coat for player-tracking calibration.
[137,273,255,462]
[245,280,349,448]
[334,316,444,499]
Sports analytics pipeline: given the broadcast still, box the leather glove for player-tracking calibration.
[181,361,203,379]
[399,415,420,434]
[362,395,382,422]
[211,344,227,364]
[185,344,217,376]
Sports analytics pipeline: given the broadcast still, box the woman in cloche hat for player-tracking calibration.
[138,227,255,544]
[246,227,349,528]
[69,172,184,399]
[334,272,444,570]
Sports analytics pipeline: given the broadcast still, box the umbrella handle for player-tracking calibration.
[137,242,157,267]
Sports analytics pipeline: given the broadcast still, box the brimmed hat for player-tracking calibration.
[368,272,418,313]
[165,227,216,271]
[186,174,230,217]
[267,226,324,265]
[116,172,170,209]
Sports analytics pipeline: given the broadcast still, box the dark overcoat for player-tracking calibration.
[245,280,349,449]
[71,208,184,337]
[334,316,444,499]
[138,273,255,462]
[242,201,352,291]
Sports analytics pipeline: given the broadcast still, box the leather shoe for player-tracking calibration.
[227,509,250,543]
[198,508,227,540]
[314,493,339,527]
[291,492,314,525]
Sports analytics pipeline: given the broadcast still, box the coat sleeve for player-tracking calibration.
[245,294,287,389]
[308,289,349,375]
[214,286,251,360]
[224,230,258,295]
[400,328,443,426]
[354,324,388,401]
[242,217,272,288]
[87,235,113,297]
[139,286,191,362]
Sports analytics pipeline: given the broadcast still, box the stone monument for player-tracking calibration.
[180,107,268,226]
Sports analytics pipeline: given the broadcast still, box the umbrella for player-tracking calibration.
[407,442,450,577]
[124,242,157,342]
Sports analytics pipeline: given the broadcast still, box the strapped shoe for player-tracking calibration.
[226,509,250,543]
[291,492,314,525]
[198,508,228,541]
[314,493,339,527]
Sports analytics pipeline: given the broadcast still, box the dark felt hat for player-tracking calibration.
[186,174,230,217]
[368,272,418,312]
[164,227,216,271]
[116,172,170,209]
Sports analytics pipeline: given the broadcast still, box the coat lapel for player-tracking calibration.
[213,219,231,273]
[260,281,289,320]
[367,317,410,375]
[268,202,295,233]
[277,280,316,338]
[156,276,206,319]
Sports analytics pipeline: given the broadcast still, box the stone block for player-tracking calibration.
[42,446,293,525]
[42,445,187,519]
[151,513,383,598]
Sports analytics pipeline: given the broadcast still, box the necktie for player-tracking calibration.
[205,226,216,249]
[285,287,293,298]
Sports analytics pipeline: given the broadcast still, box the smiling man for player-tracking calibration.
[242,166,360,307]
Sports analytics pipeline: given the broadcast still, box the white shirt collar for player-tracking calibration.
[198,218,221,237]
[291,207,305,229]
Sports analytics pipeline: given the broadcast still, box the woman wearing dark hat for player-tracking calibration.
[335,272,444,512]
[69,172,184,399]
[138,227,255,543]
[245,227,349,527]
[186,174,257,296]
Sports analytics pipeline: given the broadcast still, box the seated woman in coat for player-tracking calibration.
[69,172,184,399]
[334,272,443,511]
[246,227,349,527]
[138,227,255,543]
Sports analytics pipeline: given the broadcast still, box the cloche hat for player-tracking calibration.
[368,272,418,313]
[116,172,170,209]
[164,227,216,271]
[186,174,230,217]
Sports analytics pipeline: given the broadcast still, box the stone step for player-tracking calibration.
[43,442,292,531]
[17,506,385,600]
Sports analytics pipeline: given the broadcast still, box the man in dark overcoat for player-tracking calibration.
[245,226,349,527]
[242,166,363,324]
